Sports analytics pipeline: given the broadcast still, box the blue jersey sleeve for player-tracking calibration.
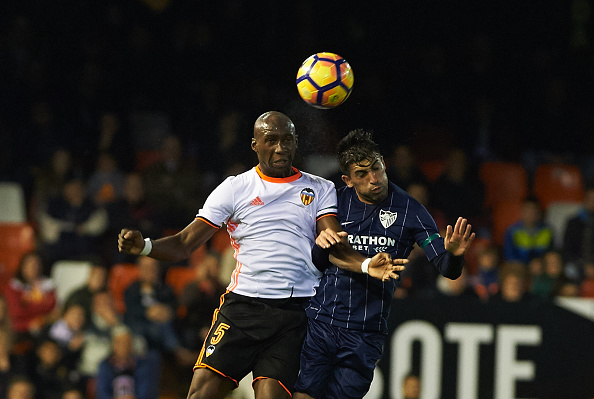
[431,251,464,279]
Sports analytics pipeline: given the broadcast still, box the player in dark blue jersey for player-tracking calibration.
[293,129,475,399]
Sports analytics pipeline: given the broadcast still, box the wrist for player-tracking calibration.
[140,238,152,256]
[361,258,371,274]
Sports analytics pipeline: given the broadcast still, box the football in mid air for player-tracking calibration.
[296,52,354,109]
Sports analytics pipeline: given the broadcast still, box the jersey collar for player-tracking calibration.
[256,165,302,183]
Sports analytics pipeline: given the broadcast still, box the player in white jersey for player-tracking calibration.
[118,111,407,399]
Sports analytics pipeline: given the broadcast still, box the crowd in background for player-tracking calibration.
[2,1,594,398]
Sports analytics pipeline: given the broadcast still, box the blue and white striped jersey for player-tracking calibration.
[305,181,448,333]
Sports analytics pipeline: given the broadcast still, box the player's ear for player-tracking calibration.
[341,174,352,187]
[294,134,298,148]
[251,138,257,152]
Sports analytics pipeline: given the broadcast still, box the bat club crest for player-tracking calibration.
[379,209,397,228]
[300,188,315,205]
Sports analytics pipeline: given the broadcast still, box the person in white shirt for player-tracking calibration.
[117,111,406,399]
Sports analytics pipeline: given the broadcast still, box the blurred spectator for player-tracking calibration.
[0,296,12,342]
[0,329,30,399]
[5,375,36,399]
[104,172,161,264]
[176,251,226,350]
[580,262,594,298]
[402,373,421,399]
[61,388,84,399]
[123,257,194,365]
[387,144,428,190]
[46,303,86,371]
[503,196,554,265]
[432,148,486,227]
[530,251,565,300]
[38,173,108,266]
[141,135,205,232]
[436,268,478,299]
[563,184,594,282]
[95,325,161,399]
[31,148,75,222]
[4,252,57,339]
[491,261,532,303]
[95,111,134,174]
[79,291,146,379]
[63,263,108,329]
[406,181,447,231]
[554,280,580,298]
[33,338,75,399]
[86,151,126,206]
[470,245,500,301]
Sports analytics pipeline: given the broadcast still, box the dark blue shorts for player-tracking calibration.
[294,318,386,399]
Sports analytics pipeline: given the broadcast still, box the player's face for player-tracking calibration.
[343,156,388,204]
[252,117,298,178]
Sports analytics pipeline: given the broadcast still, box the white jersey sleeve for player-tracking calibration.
[195,176,235,228]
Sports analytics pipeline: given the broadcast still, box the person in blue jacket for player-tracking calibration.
[95,325,161,399]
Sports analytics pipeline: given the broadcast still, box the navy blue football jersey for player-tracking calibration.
[306,182,448,333]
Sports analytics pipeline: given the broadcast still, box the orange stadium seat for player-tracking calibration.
[533,163,584,209]
[165,266,196,296]
[491,201,523,247]
[0,223,36,279]
[479,161,528,209]
[108,263,140,314]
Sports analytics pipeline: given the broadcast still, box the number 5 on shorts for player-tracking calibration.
[210,323,230,345]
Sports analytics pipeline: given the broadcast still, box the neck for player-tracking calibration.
[257,164,297,179]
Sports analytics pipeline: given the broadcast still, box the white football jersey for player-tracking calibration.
[196,166,337,298]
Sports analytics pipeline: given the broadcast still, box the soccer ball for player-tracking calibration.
[296,52,354,109]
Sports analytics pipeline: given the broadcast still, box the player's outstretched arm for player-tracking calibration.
[444,217,476,256]
[315,218,407,281]
[118,219,218,262]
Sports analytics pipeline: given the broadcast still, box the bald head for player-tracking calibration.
[253,111,295,139]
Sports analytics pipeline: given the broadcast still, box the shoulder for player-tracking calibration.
[299,170,335,188]
[218,168,256,188]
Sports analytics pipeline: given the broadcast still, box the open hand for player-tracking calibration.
[444,217,476,256]
[368,253,408,282]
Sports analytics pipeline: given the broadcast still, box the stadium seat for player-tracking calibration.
[165,266,196,296]
[108,263,140,314]
[479,161,528,209]
[491,201,523,247]
[0,182,27,223]
[419,160,445,182]
[544,201,582,250]
[0,222,36,278]
[533,164,584,209]
[50,260,93,305]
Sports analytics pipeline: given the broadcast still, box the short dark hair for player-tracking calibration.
[337,129,381,175]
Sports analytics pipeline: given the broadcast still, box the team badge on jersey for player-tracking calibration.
[379,209,397,228]
[300,188,315,205]
[206,345,215,357]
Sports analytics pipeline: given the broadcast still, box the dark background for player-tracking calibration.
[1,0,593,188]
